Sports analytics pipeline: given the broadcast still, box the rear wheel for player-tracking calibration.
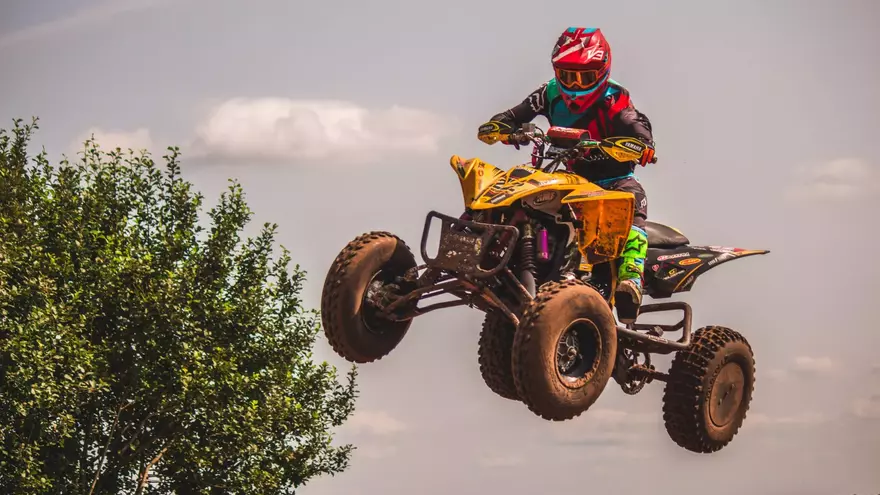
[662,326,756,453]
[510,280,618,421]
[320,231,417,363]
[478,311,519,401]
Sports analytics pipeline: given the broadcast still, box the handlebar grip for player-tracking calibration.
[508,132,530,146]
[499,133,519,146]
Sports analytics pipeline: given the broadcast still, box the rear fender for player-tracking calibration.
[645,245,770,297]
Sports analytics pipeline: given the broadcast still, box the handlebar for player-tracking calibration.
[486,123,657,171]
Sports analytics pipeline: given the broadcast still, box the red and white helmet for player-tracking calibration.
[551,27,612,112]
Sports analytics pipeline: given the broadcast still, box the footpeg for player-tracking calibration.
[647,326,664,338]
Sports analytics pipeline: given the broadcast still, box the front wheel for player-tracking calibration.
[662,326,756,453]
[510,280,618,421]
[320,231,417,363]
[478,311,519,401]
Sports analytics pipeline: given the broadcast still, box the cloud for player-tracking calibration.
[748,412,829,428]
[852,395,880,420]
[344,410,407,436]
[356,444,399,460]
[73,127,155,154]
[188,98,454,164]
[581,408,658,426]
[546,408,659,447]
[792,356,835,374]
[74,98,454,165]
[786,158,878,202]
[551,430,636,447]
[766,368,790,382]
[0,0,174,51]
[767,356,835,381]
[477,453,526,468]
[341,410,406,461]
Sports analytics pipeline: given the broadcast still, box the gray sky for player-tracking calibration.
[2,0,879,493]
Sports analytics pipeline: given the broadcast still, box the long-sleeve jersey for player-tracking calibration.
[490,78,655,182]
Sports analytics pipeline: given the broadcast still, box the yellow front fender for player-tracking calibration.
[449,155,505,208]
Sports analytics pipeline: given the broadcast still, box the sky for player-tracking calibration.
[1,0,879,493]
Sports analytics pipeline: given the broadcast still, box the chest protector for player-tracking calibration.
[546,78,632,140]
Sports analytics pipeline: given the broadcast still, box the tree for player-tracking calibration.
[0,117,358,494]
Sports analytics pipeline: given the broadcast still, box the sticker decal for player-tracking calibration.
[621,140,645,153]
[708,252,736,266]
[662,267,683,280]
[657,252,689,261]
[704,245,746,253]
[678,258,701,266]
[532,190,557,206]
[681,276,695,289]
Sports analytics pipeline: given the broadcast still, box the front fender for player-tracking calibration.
[449,155,505,208]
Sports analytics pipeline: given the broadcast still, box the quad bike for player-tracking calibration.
[320,122,769,454]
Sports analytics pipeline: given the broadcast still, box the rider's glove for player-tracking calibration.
[638,143,657,166]
[477,119,516,146]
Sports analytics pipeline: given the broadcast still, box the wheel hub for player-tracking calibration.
[708,361,746,428]
[361,271,403,334]
[557,332,581,374]
[555,320,601,383]
[365,279,387,304]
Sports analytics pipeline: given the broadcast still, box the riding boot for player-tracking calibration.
[615,225,647,324]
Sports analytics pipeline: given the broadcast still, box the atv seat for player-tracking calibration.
[645,221,690,248]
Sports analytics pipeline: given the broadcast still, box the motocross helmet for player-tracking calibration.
[551,27,612,113]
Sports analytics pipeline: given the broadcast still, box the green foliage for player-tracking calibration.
[0,117,358,494]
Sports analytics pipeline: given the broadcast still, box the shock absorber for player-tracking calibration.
[536,225,550,261]
[519,222,537,296]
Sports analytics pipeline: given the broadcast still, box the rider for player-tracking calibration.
[477,26,656,324]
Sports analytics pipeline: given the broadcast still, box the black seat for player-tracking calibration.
[645,221,690,248]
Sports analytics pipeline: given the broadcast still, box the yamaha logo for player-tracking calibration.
[622,141,644,152]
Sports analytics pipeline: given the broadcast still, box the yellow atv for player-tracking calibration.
[320,123,769,454]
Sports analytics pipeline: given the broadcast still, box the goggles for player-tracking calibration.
[554,67,602,92]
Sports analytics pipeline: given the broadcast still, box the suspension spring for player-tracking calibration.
[520,224,537,275]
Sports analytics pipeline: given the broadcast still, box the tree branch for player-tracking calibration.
[115,402,175,460]
[116,411,158,456]
[133,436,175,495]
[120,420,180,464]
[88,402,129,495]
